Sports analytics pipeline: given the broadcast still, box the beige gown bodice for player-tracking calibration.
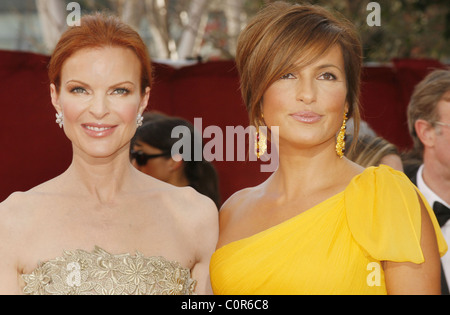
[22,246,196,295]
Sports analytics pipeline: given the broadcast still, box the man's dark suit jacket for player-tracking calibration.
[404,163,449,295]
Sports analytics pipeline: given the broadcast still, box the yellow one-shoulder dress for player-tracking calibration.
[210,166,447,295]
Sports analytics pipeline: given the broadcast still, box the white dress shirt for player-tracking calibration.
[416,165,450,282]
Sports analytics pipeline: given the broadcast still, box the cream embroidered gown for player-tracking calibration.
[22,246,196,295]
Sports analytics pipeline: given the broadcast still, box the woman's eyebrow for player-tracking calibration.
[65,79,89,86]
[315,63,344,73]
[110,81,135,87]
[65,80,135,88]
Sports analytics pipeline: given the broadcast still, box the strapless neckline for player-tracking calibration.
[22,246,196,295]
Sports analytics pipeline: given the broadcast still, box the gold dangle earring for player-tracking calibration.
[256,128,267,159]
[336,112,348,159]
[255,114,267,159]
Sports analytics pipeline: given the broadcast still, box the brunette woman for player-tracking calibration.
[210,2,446,295]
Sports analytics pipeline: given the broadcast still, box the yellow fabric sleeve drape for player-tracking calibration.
[210,166,447,295]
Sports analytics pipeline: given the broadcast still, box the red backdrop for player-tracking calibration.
[0,50,447,203]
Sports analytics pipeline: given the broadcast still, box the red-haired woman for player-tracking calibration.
[0,13,218,295]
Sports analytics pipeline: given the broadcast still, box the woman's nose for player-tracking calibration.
[89,95,109,119]
[296,79,316,105]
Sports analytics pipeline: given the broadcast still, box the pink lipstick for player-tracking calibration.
[291,111,323,124]
[82,123,117,138]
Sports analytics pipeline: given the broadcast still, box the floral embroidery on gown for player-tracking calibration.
[22,246,196,295]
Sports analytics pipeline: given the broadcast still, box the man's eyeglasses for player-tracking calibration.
[436,121,450,128]
[130,150,172,166]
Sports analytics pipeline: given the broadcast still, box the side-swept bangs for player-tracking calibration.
[236,2,362,139]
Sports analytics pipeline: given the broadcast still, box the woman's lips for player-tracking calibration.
[82,123,117,137]
[291,111,323,124]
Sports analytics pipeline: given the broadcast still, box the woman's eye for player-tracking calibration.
[280,73,296,80]
[318,72,337,81]
[71,87,87,94]
[112,88,130,95]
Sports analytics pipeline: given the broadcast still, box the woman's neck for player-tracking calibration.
[64,146,137,204]
[268,143,359,201]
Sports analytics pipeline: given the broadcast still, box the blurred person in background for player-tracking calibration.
[131,111,221,208]
[346,134,404,171]
[405,69,450,294]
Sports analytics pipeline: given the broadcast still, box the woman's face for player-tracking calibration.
[50,46,150,159]
[262,45,348,155]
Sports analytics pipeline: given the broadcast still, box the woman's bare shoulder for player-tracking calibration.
[0,189,47,227]
[0,191,34,216]
[169,185,219,224]
[0,176,65,231]
[219,184,262,220]
[0,191,37,251]
[145,183,219,252]
[136,174,219,227]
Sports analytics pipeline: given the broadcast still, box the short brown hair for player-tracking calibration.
[49,13,152,95]
[407,69,450,154]
[236,1,363,138]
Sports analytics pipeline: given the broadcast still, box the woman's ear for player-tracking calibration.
[50,84,62,113]
[139,87,151,115]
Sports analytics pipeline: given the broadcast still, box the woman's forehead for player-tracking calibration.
[288,44,344,73]
[61,46,141,84]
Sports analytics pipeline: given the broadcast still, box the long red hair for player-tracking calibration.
[49,12,152,95]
